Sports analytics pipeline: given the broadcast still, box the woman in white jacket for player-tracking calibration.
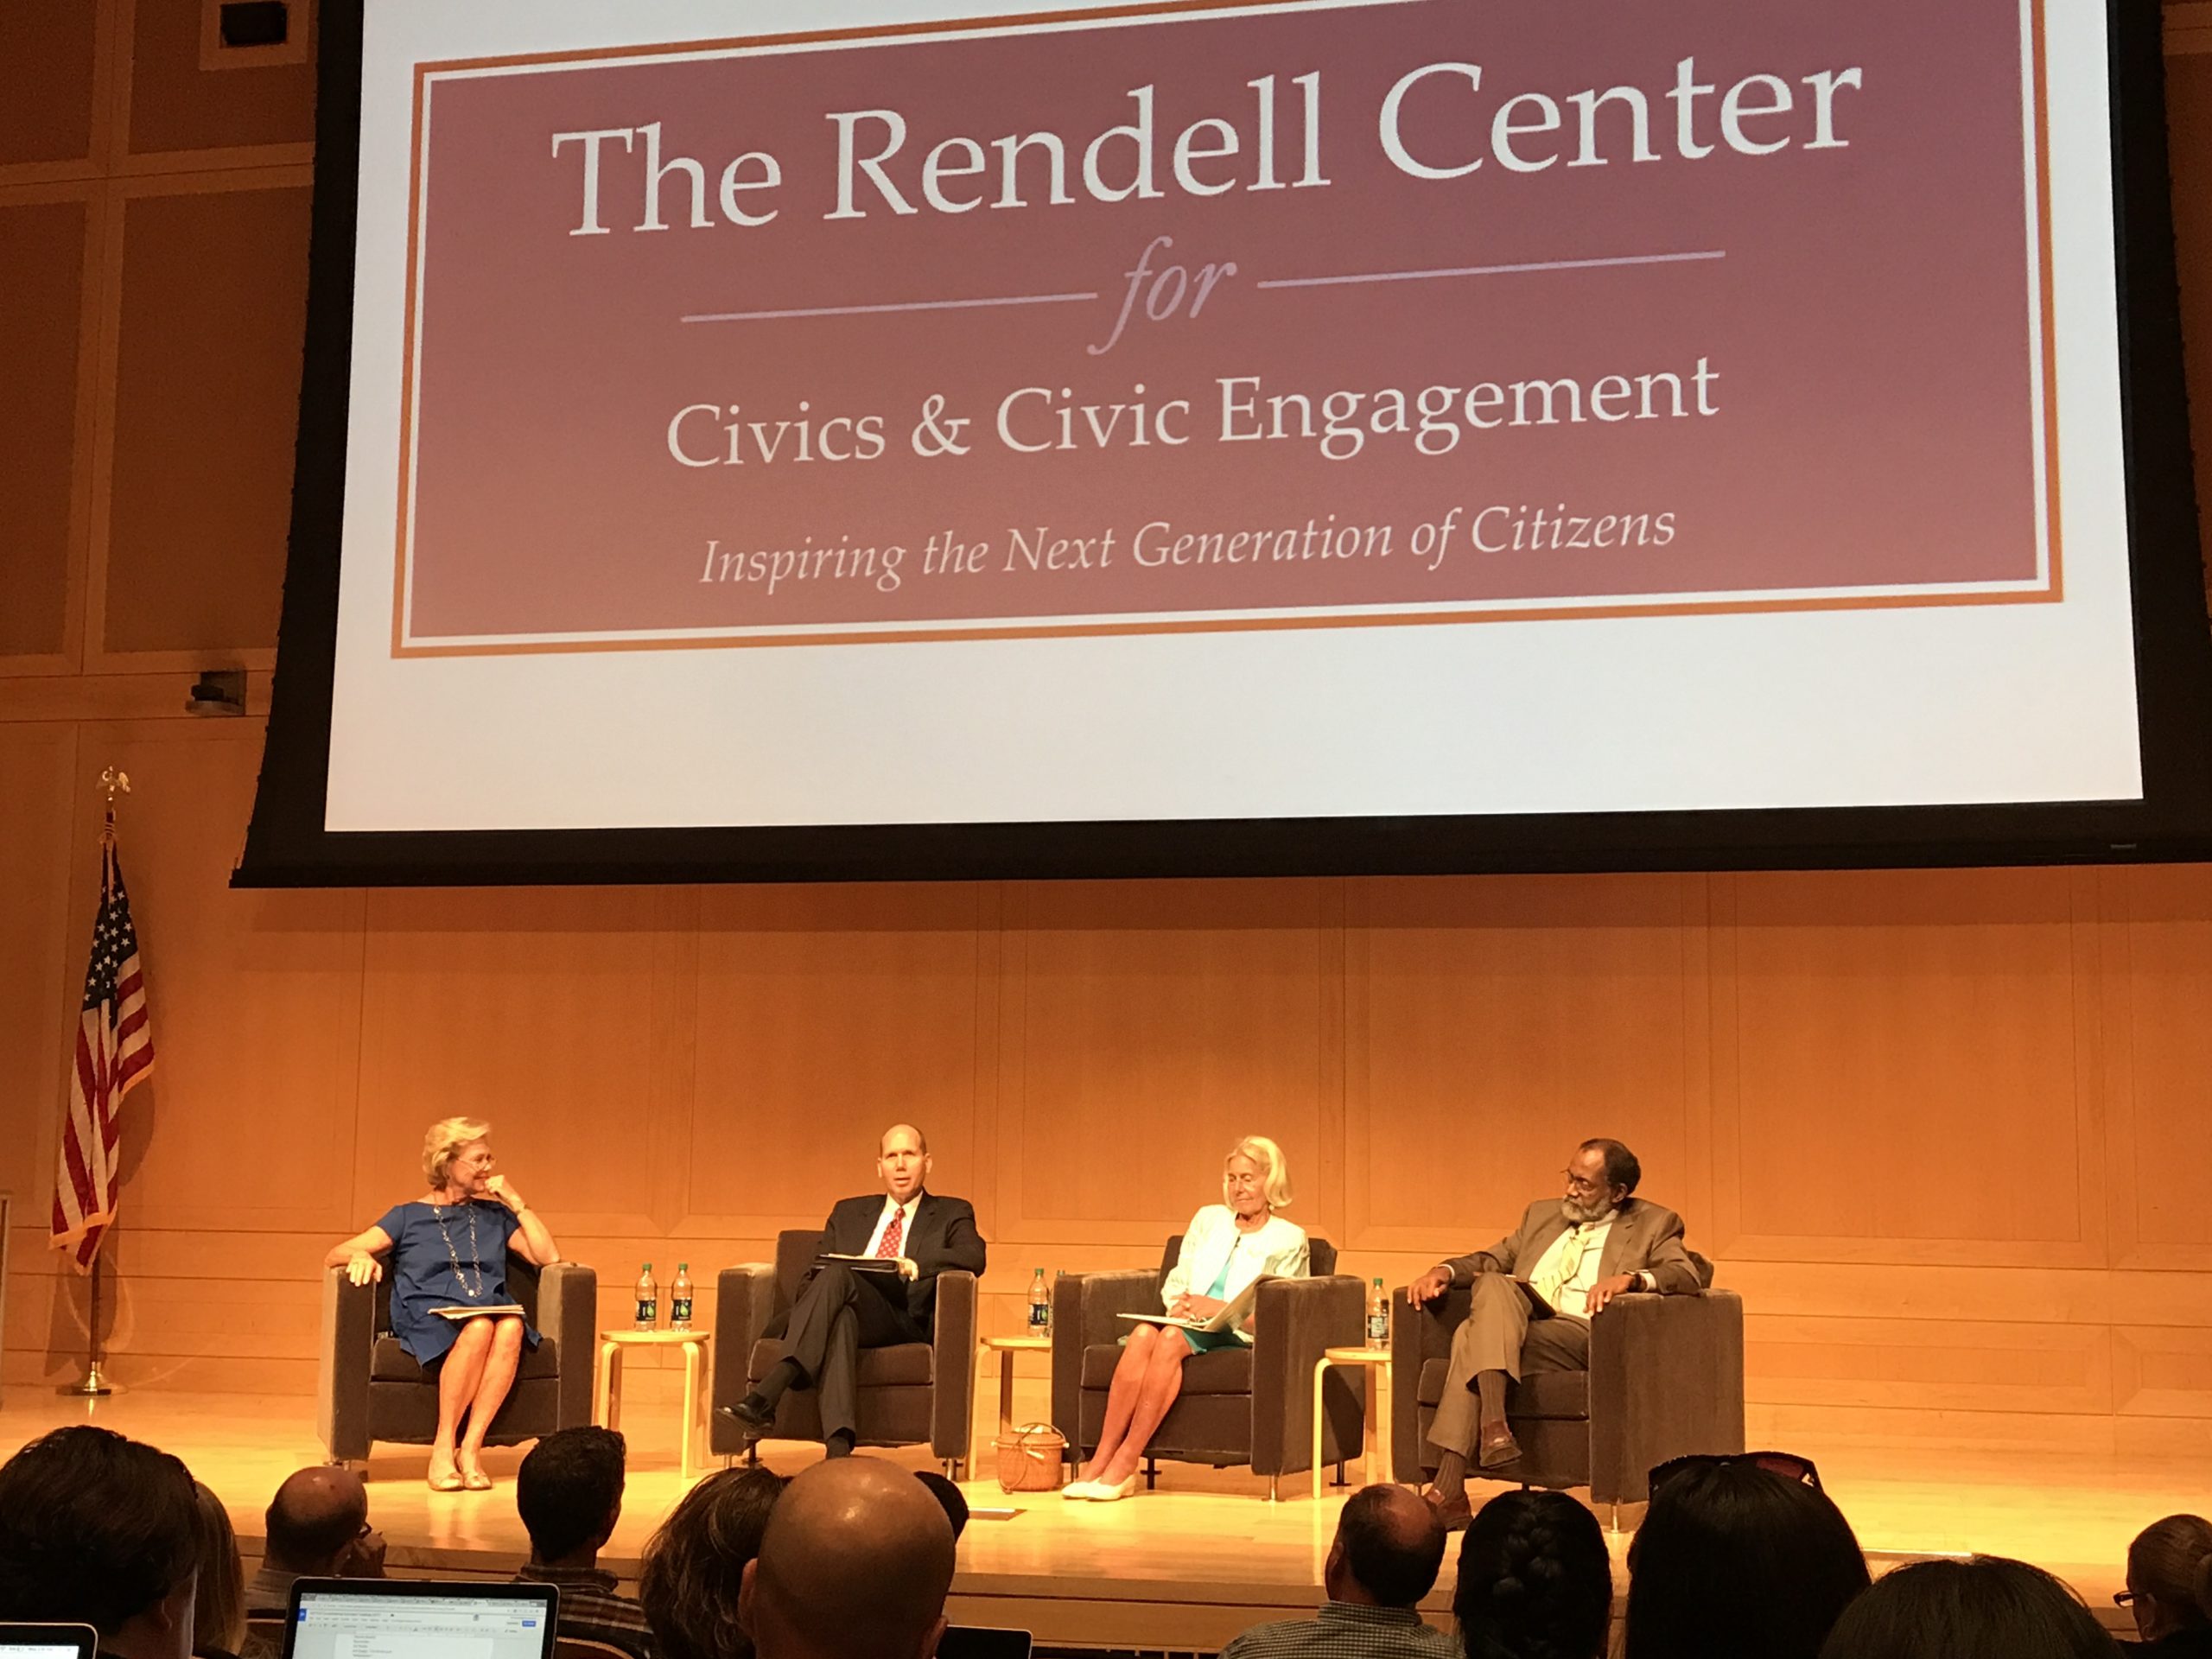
[1065,1135,1310,1501]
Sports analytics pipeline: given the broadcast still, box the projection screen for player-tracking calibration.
[237,0,2212,884]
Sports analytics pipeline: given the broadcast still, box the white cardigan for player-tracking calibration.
[1160,1206,1310,1344]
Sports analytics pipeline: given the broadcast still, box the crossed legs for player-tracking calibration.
[429,1314,525,1485]
[1079,1323,1190,1485]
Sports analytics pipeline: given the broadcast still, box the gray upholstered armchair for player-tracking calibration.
[1051,1235,1365,1500]
[1389,1266,1745,1514]
[316,1256,599,1464]
[708,1231,981,1474]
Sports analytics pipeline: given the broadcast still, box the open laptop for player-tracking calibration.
[282,1579,556,1659]
[0,1627,99,1659]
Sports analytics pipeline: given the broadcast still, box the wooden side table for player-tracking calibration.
[1312,1344,1392,1500]
[596,1328,711,1480]
[978,1332,1053,1439]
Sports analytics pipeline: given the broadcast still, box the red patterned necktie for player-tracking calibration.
[876,1207,905,1259]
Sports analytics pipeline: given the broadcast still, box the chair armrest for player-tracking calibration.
[1050,1269,1160,1450]
[931,1271,980,1462]
[535,1262,599,1430]
[1587,1289,1745,1503]
[316,1267,377,1461]
[1390,1284,1471,1478]
[709,1265,777,1455]
[1248,1274,1366,1478]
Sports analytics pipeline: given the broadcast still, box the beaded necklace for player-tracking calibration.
[429,1198,486,1300]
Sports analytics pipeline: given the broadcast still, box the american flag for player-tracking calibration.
[50,831,155,1273]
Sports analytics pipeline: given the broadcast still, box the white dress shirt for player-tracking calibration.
[863,1194,922,1257]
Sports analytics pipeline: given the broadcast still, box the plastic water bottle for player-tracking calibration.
[1028,1268,1050,1333]
[1367,1277,1389,1347]
[671,1263,693,1331]
[634,1263,658,1331]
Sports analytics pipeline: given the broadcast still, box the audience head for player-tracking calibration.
[1454,1490,1612,1659]
[2123,1515,2212,1643]
[639,1464,787,1659]
[517,1426,626,1566]
[1816,1555,2117,1659]
[1225,1135,1294,1212]
[1624,1459,1869,1659]
[913,1471,969,1542]
[0,1425,200,1658]
[741,1459,955,1659]
[1324,1484,1446,1609]
[190,1482,247,1658]
[263,1465,375,1578]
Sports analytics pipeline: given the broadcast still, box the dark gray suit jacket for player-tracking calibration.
[816,1191,987,1331]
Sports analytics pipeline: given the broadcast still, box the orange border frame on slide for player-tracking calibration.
[385,0,2064,660]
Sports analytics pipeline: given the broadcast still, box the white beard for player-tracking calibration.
[1561,1195,1615,1226]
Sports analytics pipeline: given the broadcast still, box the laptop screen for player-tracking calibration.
[0,1625,99,1659]
[285,1582,555,1659]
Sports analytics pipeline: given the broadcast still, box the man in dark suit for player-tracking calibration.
[722,1123,987,1458]
[1405,1138,1707,1522]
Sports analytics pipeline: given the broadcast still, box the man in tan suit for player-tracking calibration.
[1406,1138,1706,1523]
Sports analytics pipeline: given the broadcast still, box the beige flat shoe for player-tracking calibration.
[1089,1472,1141,1502]
[461,1469,493,1491]
[427,1468,464,1493]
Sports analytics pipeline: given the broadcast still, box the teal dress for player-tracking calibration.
[374,1200,540,1368]
[1179,1253,1246,1354]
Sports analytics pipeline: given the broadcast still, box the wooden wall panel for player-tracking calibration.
[685,884,986,1235]
[0,3,100,169]
[2106,867,2212,1264]
[1716,868,2101,1265]
[0,726,78,1210]
[99,179,306,660]
[1348,874,1698,1255]
[357,887,666,1237]
[996,880,1327,1249]
[0,200,90,661]
[125,0,314,156]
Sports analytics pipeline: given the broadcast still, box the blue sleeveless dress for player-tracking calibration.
[374,1200,541,1368]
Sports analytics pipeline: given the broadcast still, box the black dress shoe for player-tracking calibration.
[718,1395,772,1434]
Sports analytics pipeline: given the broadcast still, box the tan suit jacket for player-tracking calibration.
[1442,1197,1707,1296]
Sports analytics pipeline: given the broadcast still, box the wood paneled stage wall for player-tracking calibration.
[6,3,2212,1466]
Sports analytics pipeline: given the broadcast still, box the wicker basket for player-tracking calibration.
[994,1422,1068,1493]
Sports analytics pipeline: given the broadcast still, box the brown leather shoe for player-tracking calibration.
[1476,1421,1522,1469]
[1421,1485,1473,1529]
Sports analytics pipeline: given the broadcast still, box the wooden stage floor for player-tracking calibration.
[0,1389,2189,1650]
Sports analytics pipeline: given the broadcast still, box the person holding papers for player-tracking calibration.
[322,1116,562,1493]
[1065,1135,1309,1502]
[722,1123,987,1459]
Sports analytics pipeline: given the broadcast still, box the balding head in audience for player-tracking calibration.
[1326,1484,1447,1607]
[264,1466,375,1578]
[739,1459,956,1659]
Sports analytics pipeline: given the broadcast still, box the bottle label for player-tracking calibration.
[637,1297,658,1324]
[1367,1310,1388,1344]
[671,1296,693,1325]
[1029,1300,1050,1331]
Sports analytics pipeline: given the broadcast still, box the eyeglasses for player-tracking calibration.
[2113,1592,2139,1608]
[1561,1169,1604,1195]
[1649,1450,1823,1496]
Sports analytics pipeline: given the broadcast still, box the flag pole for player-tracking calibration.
[59,767,130,1399]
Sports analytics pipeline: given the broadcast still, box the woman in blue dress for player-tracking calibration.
[1065,1135,1310,1502]
[323,1117,563,1492]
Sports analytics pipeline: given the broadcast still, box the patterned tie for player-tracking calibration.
[876,1207,905,1260]
[1534,1224,1587,1310]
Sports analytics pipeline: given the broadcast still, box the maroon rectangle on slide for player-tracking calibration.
[389,0,2056,656]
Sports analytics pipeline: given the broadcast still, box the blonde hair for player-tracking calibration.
[1227,1135,1294,1209]
[423,1117,491,1188]
[191,1481,247,1656]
